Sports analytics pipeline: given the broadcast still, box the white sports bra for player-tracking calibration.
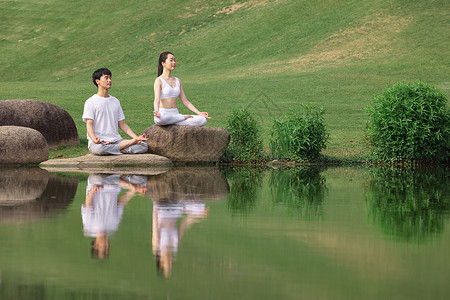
[159,77,180,99]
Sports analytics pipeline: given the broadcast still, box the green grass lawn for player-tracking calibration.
[1,0,449,160]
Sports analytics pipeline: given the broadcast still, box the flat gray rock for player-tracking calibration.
[41,153,172,174]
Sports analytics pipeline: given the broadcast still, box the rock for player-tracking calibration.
[0,126,49,165]
[40,153,172,174]
[143,125,230,162]
[0,99,79,148]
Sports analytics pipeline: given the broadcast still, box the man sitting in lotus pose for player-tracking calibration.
[83,68,148,155]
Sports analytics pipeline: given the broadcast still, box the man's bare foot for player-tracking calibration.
[120,138,139,152]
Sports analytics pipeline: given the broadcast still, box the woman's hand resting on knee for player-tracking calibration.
[199,112,211,119]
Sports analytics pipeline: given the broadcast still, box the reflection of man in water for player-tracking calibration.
[152,200,208,277]
[82,174,147,259]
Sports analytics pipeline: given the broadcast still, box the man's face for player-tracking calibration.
[96,74,112,89]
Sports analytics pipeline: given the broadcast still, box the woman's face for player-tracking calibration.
[162,54,176,71]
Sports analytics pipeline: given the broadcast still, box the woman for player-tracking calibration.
[153,52,210,126]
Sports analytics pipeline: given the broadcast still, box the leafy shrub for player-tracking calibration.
[269,106,329,161]
[224,108,264,162]
[366,81,449,162]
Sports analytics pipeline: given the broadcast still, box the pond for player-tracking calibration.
[0,165,449,300]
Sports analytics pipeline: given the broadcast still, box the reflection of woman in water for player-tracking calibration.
[82,174,147,259]
[153,51,211,126]
[152,200,208,277]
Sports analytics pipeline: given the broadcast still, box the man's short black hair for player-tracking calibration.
[92,68,112,87]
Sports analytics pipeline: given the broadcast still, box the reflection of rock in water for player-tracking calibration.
[146,167,229,202]
[0,168,49,205]
[366,166,450,243]
[37,174,79,211]
[0,168,79,223]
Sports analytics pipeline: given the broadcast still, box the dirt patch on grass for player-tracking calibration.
[180,0,267,19]
[180,4,211,19]
[215,0,268,15]
[179,0,268,35]
[301,14,413,64]
[239,13,413,76]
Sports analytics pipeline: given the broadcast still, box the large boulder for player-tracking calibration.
[0,126,49,165]
[0,99,79,148]
[143,125,230,163]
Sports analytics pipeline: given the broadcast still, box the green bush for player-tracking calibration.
[224,108,264,162]
[269,106,329,161]
[366,81,449,162]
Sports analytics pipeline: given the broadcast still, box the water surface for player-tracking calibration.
[0,166,448,299]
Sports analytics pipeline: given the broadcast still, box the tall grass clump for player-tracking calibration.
[366,81,449,163]
[224,108,264,162]
[270,106,329,161]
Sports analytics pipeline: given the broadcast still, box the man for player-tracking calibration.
[82,68,148,155]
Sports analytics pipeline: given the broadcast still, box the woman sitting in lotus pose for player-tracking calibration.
[153,51,210,126]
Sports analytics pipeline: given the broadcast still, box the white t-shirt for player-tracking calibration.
[82,94,125,145]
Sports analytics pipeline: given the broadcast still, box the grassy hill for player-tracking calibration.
[1,0,449,159]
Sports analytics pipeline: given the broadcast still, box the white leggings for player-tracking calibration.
[154,108,207,126]
[88,140,148,156]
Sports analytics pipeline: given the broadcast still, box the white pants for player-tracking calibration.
[154,108,207,126]
[88,140,148,156]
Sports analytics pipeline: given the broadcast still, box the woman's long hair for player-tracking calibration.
[157,51,173,77]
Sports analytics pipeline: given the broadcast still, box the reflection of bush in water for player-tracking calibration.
[223,167,264,214]
[269,167,326,220]
[366,167,450,243]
